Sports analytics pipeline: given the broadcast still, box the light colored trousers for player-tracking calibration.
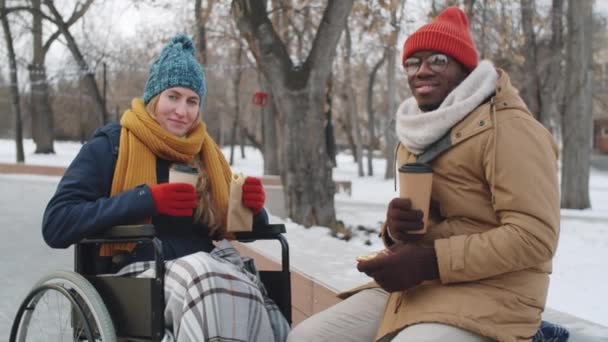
[287,288,494,342]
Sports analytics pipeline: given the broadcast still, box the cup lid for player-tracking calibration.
[171,163,198,174]
[398,162,432,173]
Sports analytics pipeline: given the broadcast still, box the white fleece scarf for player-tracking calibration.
[396,60,498,155]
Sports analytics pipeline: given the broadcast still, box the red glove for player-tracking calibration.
[242,176,265,214]
[357,243,439,292]
[149,183,197,217]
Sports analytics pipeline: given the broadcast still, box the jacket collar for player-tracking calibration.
[395,68,532,167]
[449,68,530,147]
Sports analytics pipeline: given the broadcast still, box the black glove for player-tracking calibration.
[357,243,439,292]
[386,198,424,243]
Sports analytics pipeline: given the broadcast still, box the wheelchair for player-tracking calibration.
[10,223,291,342]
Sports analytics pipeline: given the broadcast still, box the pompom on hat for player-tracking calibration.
[143,33,206,105]
[402,7,478,71]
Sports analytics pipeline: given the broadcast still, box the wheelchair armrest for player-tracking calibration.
[233,223,291,324]
[81,224,156,243]
[76,224,165,291]
[233,224,286,241]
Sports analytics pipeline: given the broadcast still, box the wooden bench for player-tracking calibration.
[260,175,352,196]
[260,175,282,186]
[334,180,352,196]
[258,175,352,219]
[233,242,341,325]
[0,163,65,176]
[236,242,608,340]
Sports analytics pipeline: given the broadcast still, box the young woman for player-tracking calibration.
[42,33,288,342]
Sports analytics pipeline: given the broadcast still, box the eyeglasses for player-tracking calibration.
[403,53,450,76]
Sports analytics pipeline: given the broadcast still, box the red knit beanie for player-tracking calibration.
[402,7,478,71]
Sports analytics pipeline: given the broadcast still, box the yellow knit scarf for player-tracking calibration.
[100,98,232,256]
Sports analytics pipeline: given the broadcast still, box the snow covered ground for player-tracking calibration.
[1,139,607,327]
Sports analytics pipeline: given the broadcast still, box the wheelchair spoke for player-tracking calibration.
[54,289,66,340]
[14,286,85,341]
[12,272,117,342]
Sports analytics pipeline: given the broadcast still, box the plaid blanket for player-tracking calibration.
[116,240,289,342]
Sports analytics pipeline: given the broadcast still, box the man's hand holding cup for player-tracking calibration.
[386,198,425,243]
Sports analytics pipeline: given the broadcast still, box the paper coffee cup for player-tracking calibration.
[398,163,433,234]
[169,163,198,187]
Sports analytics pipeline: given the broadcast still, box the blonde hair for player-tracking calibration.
[144,95,220,237]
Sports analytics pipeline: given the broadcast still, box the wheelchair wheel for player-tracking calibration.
[10,270,116,342]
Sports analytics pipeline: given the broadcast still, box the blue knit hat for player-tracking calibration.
[143,33,206,105]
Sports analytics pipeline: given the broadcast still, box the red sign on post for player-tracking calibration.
[252,91,268,107]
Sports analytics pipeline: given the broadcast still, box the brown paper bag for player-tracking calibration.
[226,173,253,232]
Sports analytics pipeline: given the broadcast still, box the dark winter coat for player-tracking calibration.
[42,122,266,270]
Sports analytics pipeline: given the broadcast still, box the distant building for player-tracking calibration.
[594,30,608,154]
[594,118,608,154]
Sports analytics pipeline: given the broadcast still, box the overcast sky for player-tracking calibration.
[597,0,608,15]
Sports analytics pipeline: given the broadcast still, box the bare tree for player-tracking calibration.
[28,0,93,153]
[0,0,24,162]
[366,52,386,176]
[195,0,215,65]
[336,27,358,164]
[29,0,54,153]
[539,0,564,136]
[257,0,291,175]
[430,0,459,15]
[259,72,281,174]
[229,42,244,165]
[348,0,391,177]
[44,0,106,141]
[384,0,406,180]
[325,75,337,166]
[232,0,354,227]
[464,0,477,19]
[342,25,364,176]
[195,0,224,143]
[520,0,541,118]
[561,0,594,209]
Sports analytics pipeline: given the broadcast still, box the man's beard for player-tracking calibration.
[419,102,441,112]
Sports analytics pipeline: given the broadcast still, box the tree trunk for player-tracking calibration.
[384,0,403,180]
[325,75,337,167]
[240,126,246,158]
[29,0,54,154]
[344,26,364,177]
[520,0,541,119]
[479,0,488,59]
[1,0,25,162]
[260,0,288,174]
[561,0,593,209]
[44,0,105,140]
[366,52,387,176]
[259,74,281,175]
[384,47,397,180]
[271,0,287,41]
[232,0,354,227]
[229,118,238,165]
[229,44,243,165]
[337,108,357,162]
[195,0,224,143]
[539,0,564,136]
[464,0,477,20]
[195,0,209,65]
